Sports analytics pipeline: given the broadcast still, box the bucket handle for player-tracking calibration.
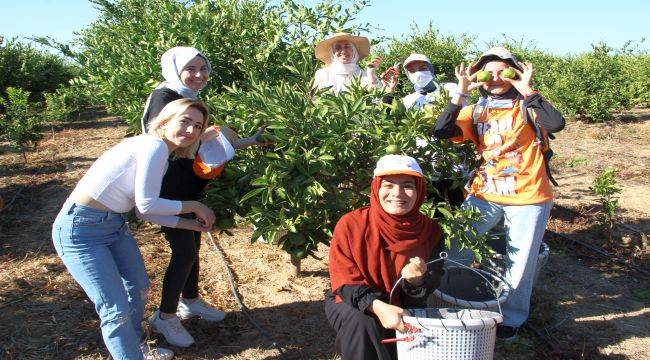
[388,252,503,316]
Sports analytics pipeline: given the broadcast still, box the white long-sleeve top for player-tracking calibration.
[136,132,236,228]
[314,67,380,94]
[69,135,183,216]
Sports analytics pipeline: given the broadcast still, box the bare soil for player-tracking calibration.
[0,109,648,359]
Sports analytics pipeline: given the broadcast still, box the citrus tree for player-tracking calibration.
[50,0,371,133]
[204,64,487,274]
[0,87,43,161]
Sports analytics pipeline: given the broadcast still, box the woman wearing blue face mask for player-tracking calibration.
[402,53,462,111]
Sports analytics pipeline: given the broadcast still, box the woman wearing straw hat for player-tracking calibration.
[139,46,268,349]
[314,32,397,94]
[433,46,565,340]
[325,155,444,360]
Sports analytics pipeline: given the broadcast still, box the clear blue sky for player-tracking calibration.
[1,0,648,55]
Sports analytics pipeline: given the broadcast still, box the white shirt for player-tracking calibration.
[402,82,464,111]
[314,67,380,94]
[70,135,183,217]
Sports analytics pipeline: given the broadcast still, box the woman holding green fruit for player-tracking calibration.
[139,46,270,349]
[325,155,444,360]
[433,46,565,340]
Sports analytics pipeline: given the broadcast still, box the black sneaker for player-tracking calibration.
[496,325,519,341]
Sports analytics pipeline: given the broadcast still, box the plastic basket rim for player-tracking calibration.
[433,266,510,309]
[402,308,503,330]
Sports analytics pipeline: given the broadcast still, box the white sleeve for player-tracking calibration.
[314,68,329,89]
[134,137,183,215]
[197,132,235,168]
[136,210,180,228]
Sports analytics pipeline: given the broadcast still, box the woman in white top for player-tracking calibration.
[314,32,396,94]
[51,99,214,360]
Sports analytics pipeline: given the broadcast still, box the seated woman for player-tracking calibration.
[325,155,445,360]
[314,32,396,94]
[51,99,215,360]
[402,53,463,111]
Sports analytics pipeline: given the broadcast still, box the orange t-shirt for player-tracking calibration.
[451,100,553,205]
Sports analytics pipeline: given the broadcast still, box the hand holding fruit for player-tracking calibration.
[366,57,383,71]
[185,201,215,230]
[380,66,399,92]
[502,61,535,95]
[178,217,213,232]
[454,63,481,93]
[401,256,427,286]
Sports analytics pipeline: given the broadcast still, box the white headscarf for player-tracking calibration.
[158,46,212,99]
[326,44,362,94]
[141,47,212,132]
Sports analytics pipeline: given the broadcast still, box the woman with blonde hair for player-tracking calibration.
[52,98,215,360]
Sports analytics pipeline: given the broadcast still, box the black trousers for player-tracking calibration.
[159,226,201,313]
[324,294,397,360]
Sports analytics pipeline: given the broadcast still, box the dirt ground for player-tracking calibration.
[0,109,648,359]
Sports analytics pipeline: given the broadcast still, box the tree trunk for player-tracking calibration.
[288,255,301,277]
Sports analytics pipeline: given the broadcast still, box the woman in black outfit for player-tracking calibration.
[140,46,266,348]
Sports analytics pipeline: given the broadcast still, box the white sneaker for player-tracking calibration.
[148,310,195,347]
[140,342,174,360]
[177,298,226,322]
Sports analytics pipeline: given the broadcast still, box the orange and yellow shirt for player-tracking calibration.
[451,99,553,205]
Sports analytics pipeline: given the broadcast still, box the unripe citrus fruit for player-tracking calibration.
[217,217,235,229]
[501,68,516,79]
[476,70,492,82]
[385,144,399,154]
[289,233,307,246]
[291,248,307,259]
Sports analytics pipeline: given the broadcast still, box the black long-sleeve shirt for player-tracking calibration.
[433,93,565,139]
[334,239,446,312]
[141,88,184,132]
[141,88,208,203]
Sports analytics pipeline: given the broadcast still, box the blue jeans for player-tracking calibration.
[52,202,149,360]
[447,195,553,327]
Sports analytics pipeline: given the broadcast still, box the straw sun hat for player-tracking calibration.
[314,32,371,64]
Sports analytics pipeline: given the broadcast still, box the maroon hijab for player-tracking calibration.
[329,175,441,303]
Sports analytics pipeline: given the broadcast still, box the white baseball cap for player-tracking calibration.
[373,155,423,178]
[403,53,432,68]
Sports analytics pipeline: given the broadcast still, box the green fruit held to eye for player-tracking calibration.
[476,70,492,82]
[384,144,399,154]
[501,68,516,79]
